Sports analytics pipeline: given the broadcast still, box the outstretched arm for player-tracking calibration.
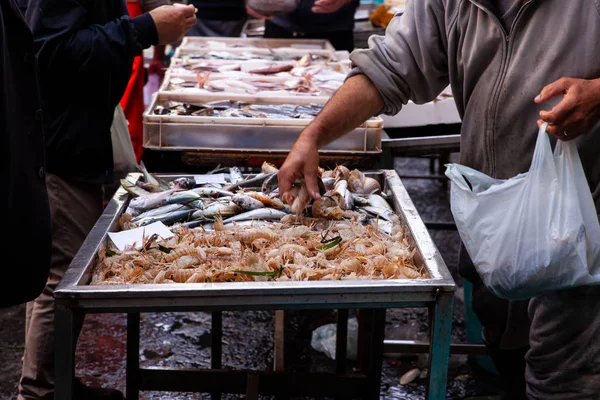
[278,74,384,200]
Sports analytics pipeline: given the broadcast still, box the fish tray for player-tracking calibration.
[142,92,383,154]
[178,36,338,53]
[160,62,351,92]
[55,170,454,310]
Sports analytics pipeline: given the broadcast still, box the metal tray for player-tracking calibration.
[142,93,383,153]
[55,171,455,310]
[178,36,337,52]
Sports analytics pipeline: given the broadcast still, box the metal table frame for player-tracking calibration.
[55,170,455,400]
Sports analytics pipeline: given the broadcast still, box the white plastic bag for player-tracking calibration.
[111,104,137,176]
[310,318,358,360]
[445,122,600,300]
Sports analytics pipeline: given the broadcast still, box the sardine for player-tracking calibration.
[166,190,202,205]
[229,166,244,184]
[132,203,190,223]
[171,177,196,190]
[232,194,265,211]
[128,188,180,211]
[190,187,235,198]
[221,208,288,225]
[224,172,274,192]
[223,220,270,228]
[136,209,194,227]
[191,203,242,220]
[261,173,279,194]
[361,206,396,222]
[368,194,393,210]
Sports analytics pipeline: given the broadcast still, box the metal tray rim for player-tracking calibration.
[55,171,455,305]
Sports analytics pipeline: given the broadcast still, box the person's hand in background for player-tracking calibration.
[148,45,166,83]
[312,0,351,13]
[149,4,197,45]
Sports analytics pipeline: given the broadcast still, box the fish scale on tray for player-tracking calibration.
[92,162,428,285]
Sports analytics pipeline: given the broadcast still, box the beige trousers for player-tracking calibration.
[18,173,103,400]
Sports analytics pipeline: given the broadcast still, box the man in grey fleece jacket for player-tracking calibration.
[278,1,600,399]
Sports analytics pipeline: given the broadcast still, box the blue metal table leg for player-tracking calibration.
[127,313,141,400]
[426,290,454,400]
[55,303,76,400]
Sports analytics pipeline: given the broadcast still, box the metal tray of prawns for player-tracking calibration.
[55,170,454,311]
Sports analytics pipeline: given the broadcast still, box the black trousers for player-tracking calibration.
[264,20,355,52]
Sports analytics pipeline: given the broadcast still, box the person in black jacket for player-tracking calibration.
[0,0,51,308]
[260,0,360,52]
[187,0,248,37]
[17,2,196,399]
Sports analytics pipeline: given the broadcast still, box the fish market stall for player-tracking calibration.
[142,37,379,171]
[54,165,455,400]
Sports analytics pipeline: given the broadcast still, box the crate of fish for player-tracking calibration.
[177,36,338,53]
[56,162,453,302]
[160,61,350,98]
[142,93,383,154]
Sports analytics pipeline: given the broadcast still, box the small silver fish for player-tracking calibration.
[191,203,242,220]
[190,187,235,198]
[136,209,194,227]
[261,173,279,194]
[232,194,265,211]
[171,177,196,190]
[229,167,244,184]
[223,220,270,228]
[221,208,288,225]
[368,194,393,210]
[361,206,396,222]
[223,172,274,192]
[166,190,201,205]
[132,203,190,223]
[128,188,180,211]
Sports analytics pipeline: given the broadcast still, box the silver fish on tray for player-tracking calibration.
[221,208,289,225]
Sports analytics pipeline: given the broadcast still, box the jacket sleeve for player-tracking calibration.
[348,0,450,116]
[25,0,158,75]
[140,0,170,13]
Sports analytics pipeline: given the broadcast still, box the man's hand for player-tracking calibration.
[278,136,322,204]
[312,0,351,14]
[535,77,600,141]
[149,4,197,45]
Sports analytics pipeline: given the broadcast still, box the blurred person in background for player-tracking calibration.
[258,0,360,52]
[0,0,51,308]
[187,0,248,37]
[121,0,170,162]
[17,2,196,399]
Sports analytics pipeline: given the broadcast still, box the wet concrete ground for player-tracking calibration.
[0,156,504,399]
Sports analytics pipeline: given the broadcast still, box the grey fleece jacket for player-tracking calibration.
[349,1,600,399]
[351,0,600,210]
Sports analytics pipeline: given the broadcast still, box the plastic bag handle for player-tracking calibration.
[529,122,555,173]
